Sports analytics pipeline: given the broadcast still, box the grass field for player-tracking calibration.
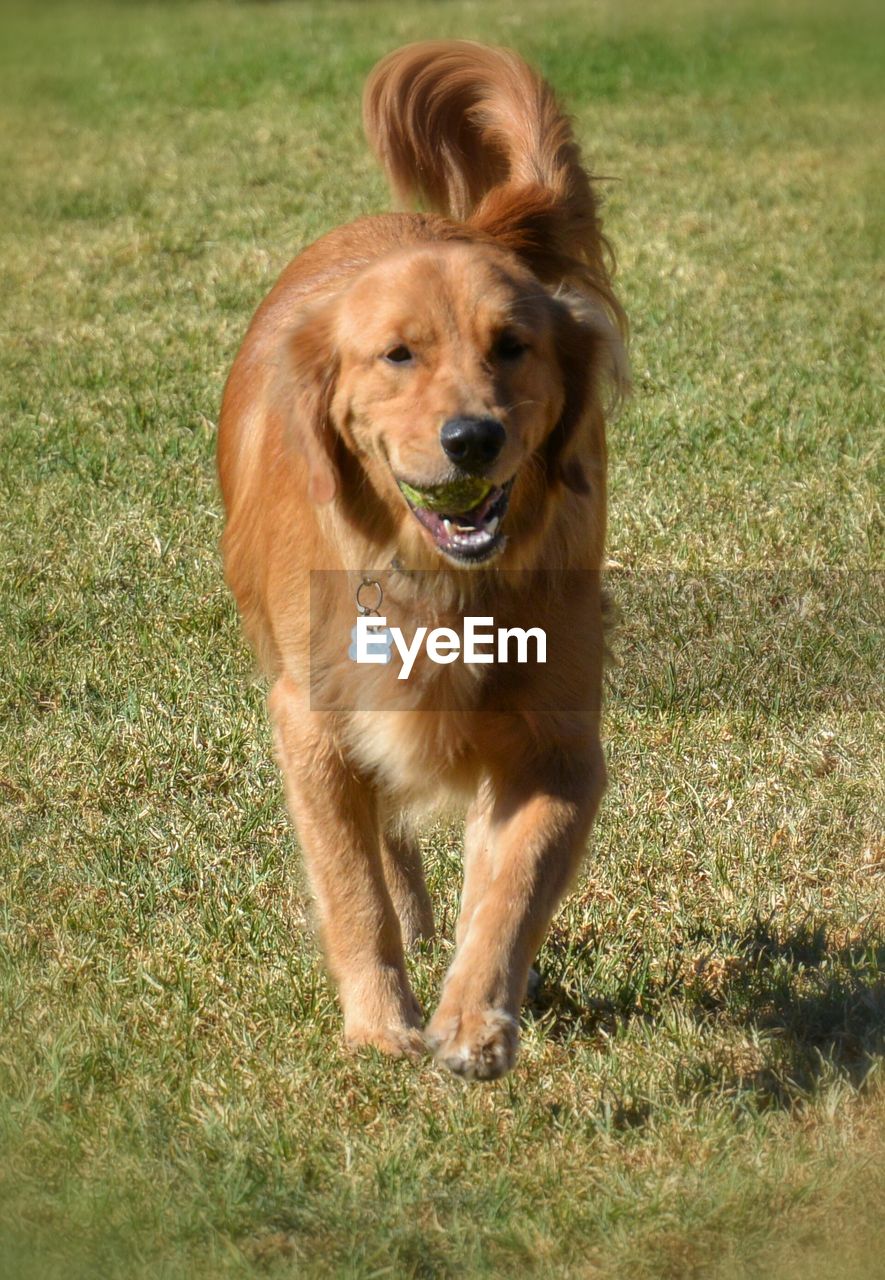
[1,0,883,1276]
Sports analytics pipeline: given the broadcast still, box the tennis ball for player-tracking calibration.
[398,476,493,514]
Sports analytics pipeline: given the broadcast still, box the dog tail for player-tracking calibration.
[362,40,626,341]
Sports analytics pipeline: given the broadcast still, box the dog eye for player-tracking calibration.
[493,331,530,361]
[383,345,414,365]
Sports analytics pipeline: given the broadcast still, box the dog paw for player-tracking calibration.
[345,1022,427,1061]
[340,968,425,1061]
[425,1007,520,1080]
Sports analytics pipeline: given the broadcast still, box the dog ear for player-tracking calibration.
[274,301,342,505]
[544,292,628,493]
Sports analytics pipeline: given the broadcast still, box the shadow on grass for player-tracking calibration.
[727,922,884,1103]
[528,920,884,1105]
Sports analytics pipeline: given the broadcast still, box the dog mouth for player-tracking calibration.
[396,476,513,564]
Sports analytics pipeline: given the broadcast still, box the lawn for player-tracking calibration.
[0,0,882,1276]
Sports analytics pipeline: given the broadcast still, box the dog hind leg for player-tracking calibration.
[380,818,435,948]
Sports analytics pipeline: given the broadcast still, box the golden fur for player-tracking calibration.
[218,41,627,1079]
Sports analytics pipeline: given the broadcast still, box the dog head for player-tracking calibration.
[276,239,624,567]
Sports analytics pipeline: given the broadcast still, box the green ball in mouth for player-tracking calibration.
[397,476,494,515]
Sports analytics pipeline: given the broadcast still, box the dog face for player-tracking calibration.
[281,240,603,566]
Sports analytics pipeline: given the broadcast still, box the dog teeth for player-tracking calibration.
[437,507,504,552]
[449,516,500,540]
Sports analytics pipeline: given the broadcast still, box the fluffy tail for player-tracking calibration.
[362,40,626,341]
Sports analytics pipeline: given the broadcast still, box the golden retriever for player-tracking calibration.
[217,41,627,1079]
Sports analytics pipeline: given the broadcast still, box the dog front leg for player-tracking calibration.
[269,677,424,1057]
[427,744,606,1079]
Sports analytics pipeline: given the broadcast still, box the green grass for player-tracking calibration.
[1,1,883,1276]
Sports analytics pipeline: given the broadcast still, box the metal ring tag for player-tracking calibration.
[356,578,384,616]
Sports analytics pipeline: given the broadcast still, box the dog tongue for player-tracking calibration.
[469,486,501,525]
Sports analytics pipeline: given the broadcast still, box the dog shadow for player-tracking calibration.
[527,920,884,1106]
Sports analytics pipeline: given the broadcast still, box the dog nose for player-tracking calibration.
[439,417,506,470]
